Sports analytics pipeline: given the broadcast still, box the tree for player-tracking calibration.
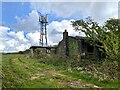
[71,17,119,61]
[102,18,119,60]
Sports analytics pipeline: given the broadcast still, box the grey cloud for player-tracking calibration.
[89,2,118,23]
[50,29,63,35]
[31,2,118,24]
[12,10,39,32]
[30,2,92,18]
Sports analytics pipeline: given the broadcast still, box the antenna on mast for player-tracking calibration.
[38,11,48,47]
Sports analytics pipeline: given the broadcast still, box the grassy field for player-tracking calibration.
[2,53,118,88]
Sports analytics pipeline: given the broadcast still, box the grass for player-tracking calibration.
[2,54,77,88]
[2,53,119,88]
[61,70,118,88]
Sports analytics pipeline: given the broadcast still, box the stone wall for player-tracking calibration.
[30,47,47,58]
[68,37,79,56]
[29,46,56,58]
[56,41,66,56]
[56,29,69,56]
[56,30,101,59]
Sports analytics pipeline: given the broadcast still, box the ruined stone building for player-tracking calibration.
[29,46,56,58]
[56,30,101,58]
[29,30,102,59]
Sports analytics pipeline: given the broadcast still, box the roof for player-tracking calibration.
[68,36,86,40]
[30,46,55,49]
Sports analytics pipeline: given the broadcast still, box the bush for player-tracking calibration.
[34,53,118,81]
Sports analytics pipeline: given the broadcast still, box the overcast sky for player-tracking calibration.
[0,1,118,52]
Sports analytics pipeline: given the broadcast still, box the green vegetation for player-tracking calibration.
[71,18,119,61]
[2,54,118,88]
[69,37,79,56]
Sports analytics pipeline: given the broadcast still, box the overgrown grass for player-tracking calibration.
[2,53,119,88]
[35,54,118,88]
[62,70,118,88]
[2,54,67,88]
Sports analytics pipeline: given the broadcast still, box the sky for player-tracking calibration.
[0,1,118,52]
